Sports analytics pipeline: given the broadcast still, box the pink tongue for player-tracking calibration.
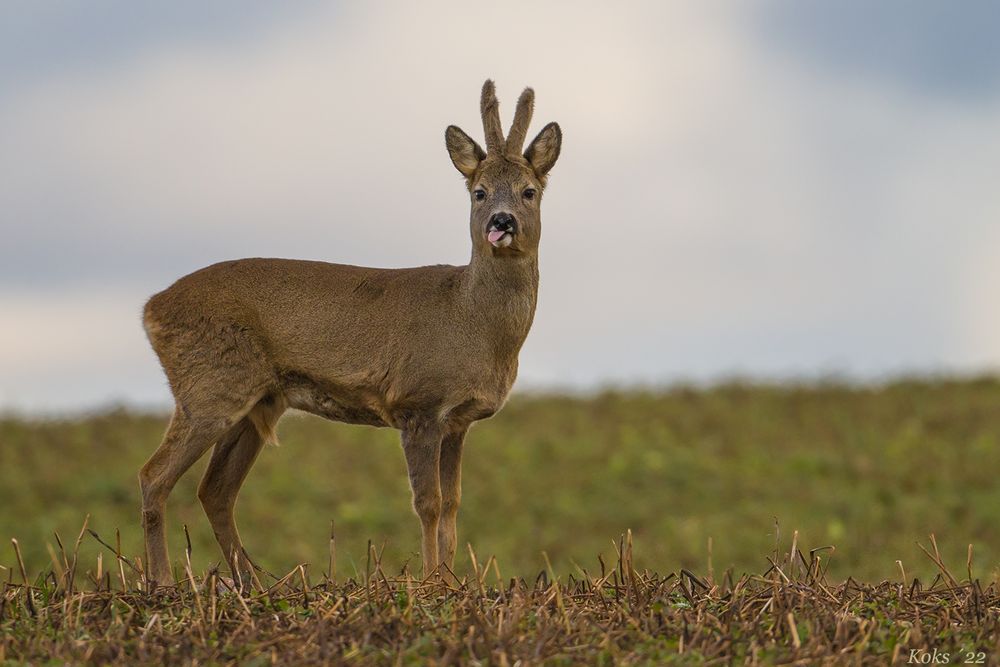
[488,230,506,244]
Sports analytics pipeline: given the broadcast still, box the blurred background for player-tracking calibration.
[2,1,999,582]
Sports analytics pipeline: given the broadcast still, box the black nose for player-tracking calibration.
[489,212,516,232]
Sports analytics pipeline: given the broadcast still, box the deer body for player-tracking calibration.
[139,81,561,586]
[146,257,536,429]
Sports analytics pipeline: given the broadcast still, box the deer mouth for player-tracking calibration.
[486,217,518,248]
[487,229,513,248]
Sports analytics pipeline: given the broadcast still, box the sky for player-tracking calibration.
[1,1,999,412]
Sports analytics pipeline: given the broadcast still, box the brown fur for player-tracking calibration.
[138,80,562,586]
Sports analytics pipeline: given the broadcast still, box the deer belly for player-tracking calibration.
[281,372,390,427]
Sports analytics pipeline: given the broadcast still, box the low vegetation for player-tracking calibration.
[3,378,1000,662]
[2,529,997,664]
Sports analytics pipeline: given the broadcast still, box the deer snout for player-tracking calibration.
[489,212,517,232]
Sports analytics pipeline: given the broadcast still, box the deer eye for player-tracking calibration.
[523,188,537,200]
[474,189,486,201]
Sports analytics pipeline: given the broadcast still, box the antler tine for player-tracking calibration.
[505,87,535,156]
[480,79,505,153]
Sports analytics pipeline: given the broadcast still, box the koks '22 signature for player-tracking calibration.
[908,649,986,664]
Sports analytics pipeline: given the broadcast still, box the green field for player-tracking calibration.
[3,378,1000,584]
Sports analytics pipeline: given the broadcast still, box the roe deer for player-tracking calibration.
[139,80,562,586]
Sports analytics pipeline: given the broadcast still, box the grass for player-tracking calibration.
[3,377,1000,662]
[4,378,1000,583]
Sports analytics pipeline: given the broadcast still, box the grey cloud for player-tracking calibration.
[0,1,330,98]
[755,0,1000,100]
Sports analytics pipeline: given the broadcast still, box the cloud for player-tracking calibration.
[1,1,999,410]
[754,0,1000,100]
[0,287,164,412]
[0,2,329,98]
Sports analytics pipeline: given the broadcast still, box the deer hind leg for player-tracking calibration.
[198,398,283,588]
[197,418,263,585]
[401,419,445,578]
[437,426,467,570]
[141,309,278,587]
[139,407,234,587]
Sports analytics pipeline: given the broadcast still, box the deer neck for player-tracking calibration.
[464,247,539,349]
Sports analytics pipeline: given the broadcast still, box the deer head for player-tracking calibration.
[445,80,562,258]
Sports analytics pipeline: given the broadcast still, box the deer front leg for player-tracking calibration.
[401,419,444,578]
[437,426,467,569]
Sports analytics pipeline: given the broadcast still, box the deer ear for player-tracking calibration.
[524,122,561,179]
[445,125,486,178]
